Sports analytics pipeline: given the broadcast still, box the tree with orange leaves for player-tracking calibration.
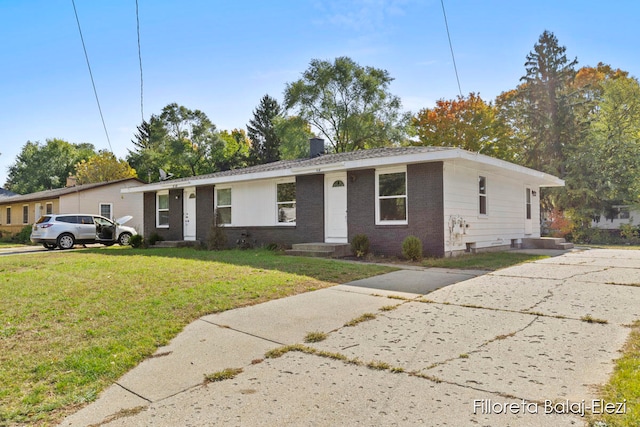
[411,92,519,162]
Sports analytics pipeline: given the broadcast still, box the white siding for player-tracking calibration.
[59,182,144,233]
[443,161,541,253]
[592,208,639,230]
[225,178,293,227]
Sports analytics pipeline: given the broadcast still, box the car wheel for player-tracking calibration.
[118,232,132,246]
[43,243,57,250]
[57,233,75,250]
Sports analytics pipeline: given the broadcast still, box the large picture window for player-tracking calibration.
[376,169,407,224]
[216,188,232,225]
[277,182,296,224]
[157,192,169,227]
[479,176,487,215]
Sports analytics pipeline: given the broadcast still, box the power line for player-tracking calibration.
[440,0,463,97]
[135,0,144,122]
[71,0,113,152]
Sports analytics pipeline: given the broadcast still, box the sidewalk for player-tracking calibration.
[60,249,640,426]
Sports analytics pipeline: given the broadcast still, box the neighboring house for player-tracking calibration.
[122,141,564,257]
[0,178,145,236]
[591,205,639,230]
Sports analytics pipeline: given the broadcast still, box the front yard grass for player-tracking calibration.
[591,321,640,427]
[0,247,394,425]
[422,251,549,270]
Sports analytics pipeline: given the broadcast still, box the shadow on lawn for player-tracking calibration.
[82,246,396,283]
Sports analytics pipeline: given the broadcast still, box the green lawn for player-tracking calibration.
[0,247,394,425]
[422,251,550,270]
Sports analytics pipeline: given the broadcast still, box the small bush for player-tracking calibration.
[207,209,228,250]
[12,225,33,244]
[148,232,164,246]
[129,234,144,248]
[402,235,423,261]
[351,234,370,258]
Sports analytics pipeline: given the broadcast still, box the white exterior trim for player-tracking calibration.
[375,166,408,225]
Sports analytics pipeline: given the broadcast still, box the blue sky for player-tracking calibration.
[1,0,639,188]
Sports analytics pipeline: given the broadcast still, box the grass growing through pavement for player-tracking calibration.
[422,252,549,270]
[0,247,393,425]
[591,321,640,427]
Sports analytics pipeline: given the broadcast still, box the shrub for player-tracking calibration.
[129,234,144,248]
[148,232,164,246]
[12,225,33,244]
[351,234,370,258]
[207,209,227,250]
[402,235,423,261]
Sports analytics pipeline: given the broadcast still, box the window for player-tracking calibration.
[6,207,11,225]
[277,182,296,224]
[46,203,53,215]
[526,188,532,220]
[157,192,169,228]
[376,169,407,224]
[100,203,112,219]
[479,176,487,215]
[216,188,232,225]
[23,205,29,224]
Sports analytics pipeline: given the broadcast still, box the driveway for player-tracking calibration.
[60,249,640,426]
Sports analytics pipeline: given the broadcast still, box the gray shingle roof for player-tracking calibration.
[167,146,455,184]
[0,178,144,203]
[0,188,17,199]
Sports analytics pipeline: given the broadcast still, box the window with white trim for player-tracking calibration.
[525,188,531,220]
[157,191,169,228]
[376,168,407,224]
[216,188,232,225]
[100,203,113,219]
[479,176,487,215]
[276,182,296,224]
[22,205,29,224]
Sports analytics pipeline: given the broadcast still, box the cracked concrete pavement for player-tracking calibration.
[60,249,640,426]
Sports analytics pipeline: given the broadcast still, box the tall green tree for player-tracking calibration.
[566,75,640,218]
[5,139,96,194]
[274,116,313,160]
[247,94,282,165]
[216,129,250,171]
[127,103,228,181]
[284,56,408,152]
[518,30,579,177]
[75,151,137,184]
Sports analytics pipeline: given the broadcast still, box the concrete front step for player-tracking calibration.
[522,237,574,250]
[152,240,201,248]
[286,243,352,258]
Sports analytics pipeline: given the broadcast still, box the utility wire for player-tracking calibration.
[135,0,144,122]
[440,0,463,97]
[71,0,113,152]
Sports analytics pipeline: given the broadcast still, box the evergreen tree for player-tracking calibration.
[519,30,579,177]
[247,94,282,165]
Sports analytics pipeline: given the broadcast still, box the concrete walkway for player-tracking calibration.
[60,249,640,426]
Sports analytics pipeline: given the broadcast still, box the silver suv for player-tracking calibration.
[30,214,137,250]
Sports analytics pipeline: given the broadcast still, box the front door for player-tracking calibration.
[325,173,348,243]
[183,188,197,240]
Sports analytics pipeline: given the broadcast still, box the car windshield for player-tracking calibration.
[94,217,113,227]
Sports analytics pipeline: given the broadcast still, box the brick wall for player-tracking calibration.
[347,162,444,257]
